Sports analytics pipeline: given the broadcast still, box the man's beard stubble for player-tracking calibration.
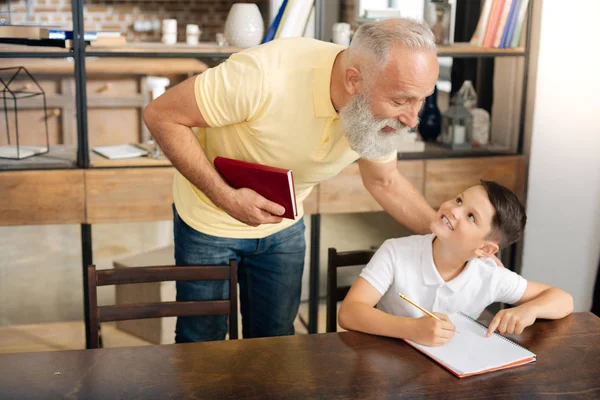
[339,92,415,160]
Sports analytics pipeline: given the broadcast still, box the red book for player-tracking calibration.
[214,156,298,220]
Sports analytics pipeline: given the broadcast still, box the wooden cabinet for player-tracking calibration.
[0,170,85,225]
[85,167,175,223]
[424,156,525,208]
[0,155,526,227]
[316,156,524,213]
[318,161,425,214]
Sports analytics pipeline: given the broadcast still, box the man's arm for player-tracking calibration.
[486,281,574,336]
[143,76,284,227]
[358,158,435,234]
[338,277,456,347]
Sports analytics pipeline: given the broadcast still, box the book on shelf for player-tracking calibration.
[264,0,288,43]
[404,312,536,378]
[275,0,315,39]
[88,36,127,47]
[0,25,100,41]
[361,8,403,20]
[470,0,494,46]
[499,0,519,48]
[471,0,529,49]
[213,156,298,220]
[0,37,77,48]
[92,144,148,160]
[483,0,505,48]
[0,145,48,160]
[510,0,530,48]
[493,0,514,48]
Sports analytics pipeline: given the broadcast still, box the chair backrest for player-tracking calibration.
[87,260,238,348]
[326,248,375,332]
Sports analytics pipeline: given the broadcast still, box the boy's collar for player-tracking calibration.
[421,233,473,293]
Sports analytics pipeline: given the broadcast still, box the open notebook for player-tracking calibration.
[405,312,536,378]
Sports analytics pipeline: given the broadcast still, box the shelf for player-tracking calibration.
[0,57,208,75]
[437,43,525,57]
[0,41,525,60]
[85,42,244,58]
[0,44,72,58]
[0,145,77,171]
[399,143,516,160]
[88,143,515,167]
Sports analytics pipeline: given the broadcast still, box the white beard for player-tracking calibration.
[339,93,414,160]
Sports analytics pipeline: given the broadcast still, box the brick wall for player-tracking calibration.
[340,0,358,28]
[0,0,267,42]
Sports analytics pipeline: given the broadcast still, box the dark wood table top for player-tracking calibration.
[1,312,598,400]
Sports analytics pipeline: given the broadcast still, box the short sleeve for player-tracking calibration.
[490,266,528,305]
[194,51,264,127]
[359,240,397,295]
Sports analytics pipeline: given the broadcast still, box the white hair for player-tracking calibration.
[349,18,437,68]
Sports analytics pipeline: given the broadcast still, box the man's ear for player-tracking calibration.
[474,241,500,258]
[344,66,363,95]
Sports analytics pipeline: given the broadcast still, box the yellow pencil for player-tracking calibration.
[399,293,460,334]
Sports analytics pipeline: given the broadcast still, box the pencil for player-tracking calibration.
[398,293,440,320]
[398,293,460,334]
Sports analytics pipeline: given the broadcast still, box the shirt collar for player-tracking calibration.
[421,234,473,293]
[312,47,344,118]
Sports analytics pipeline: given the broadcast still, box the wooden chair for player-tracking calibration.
[326,248,375,332]
[87,260,238,348]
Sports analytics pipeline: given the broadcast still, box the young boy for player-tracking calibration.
[338,180,573,347]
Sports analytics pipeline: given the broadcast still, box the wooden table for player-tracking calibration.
[0,313,598,399]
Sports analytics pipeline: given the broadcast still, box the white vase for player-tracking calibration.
[224,3,264,48]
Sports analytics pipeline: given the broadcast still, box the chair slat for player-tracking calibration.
[96,266,231,286]
[327,248,375,333]
[334,251,375,268]
[336,286,351,300]
[99,300,231,322]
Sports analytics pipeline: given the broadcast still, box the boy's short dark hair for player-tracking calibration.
[480,180,527,248]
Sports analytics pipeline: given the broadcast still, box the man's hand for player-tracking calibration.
[479,253,505,267]
[486,305,537,337]
[221,188,285,227]
[409,313,457,347]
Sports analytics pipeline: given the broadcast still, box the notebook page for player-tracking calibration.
[407,312,535,375]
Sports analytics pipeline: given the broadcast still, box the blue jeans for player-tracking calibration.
[173,205,306,342]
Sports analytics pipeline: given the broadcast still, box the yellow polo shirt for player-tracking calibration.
[173,37,396,239]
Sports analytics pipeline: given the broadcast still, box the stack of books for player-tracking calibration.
[470,0,530,48]
[0,25,125,48]
[356,8,403,25]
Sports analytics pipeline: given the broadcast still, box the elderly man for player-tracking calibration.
[143,18,439,342]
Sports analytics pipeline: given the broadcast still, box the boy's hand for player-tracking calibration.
[410,313,457,347]
[486,305,537,336]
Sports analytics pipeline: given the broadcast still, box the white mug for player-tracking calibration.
[186,24,201,45]
[332,22,352,46]
[161,19,177,45]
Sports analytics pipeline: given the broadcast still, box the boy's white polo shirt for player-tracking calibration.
[359,234,527,319]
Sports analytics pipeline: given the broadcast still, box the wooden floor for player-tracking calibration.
[0,322,151,354]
